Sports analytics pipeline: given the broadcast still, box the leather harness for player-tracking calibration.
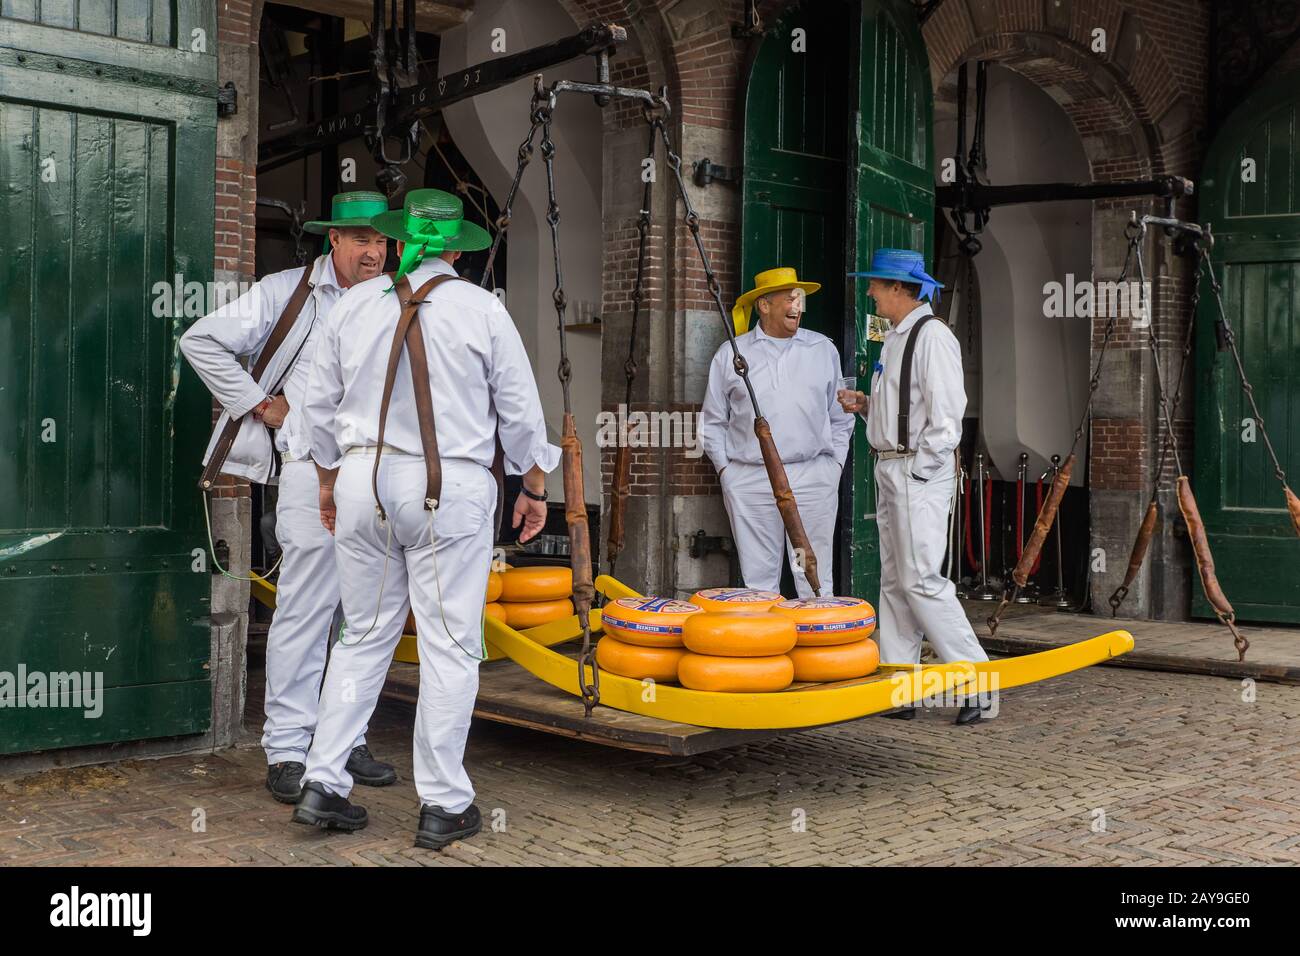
[198,266,315,490]
[893,313,937,455]
[373,272,508,534]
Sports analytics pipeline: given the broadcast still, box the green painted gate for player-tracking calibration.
[1193,74,1300,625]
[0,3,218,753]
[741,0,934,602]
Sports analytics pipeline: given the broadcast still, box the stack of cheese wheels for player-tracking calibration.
[771,596,879,681]
[688,587,783,614]
[595,597,702,683]
[498,566,574,629]
[407,568,511,634]
[678,611,796,692]
[484,570,506,626]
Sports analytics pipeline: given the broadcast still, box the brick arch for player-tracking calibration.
[925,1,1195,181]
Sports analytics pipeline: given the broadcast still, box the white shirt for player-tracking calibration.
[699,323,854,472]
[304,256,561,476]
[865,303,966,480]
[180,254,345,477]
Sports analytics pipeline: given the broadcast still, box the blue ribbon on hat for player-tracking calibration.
[848,248,944,306]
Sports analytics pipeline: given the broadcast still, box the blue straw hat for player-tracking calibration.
[849,248,944,304]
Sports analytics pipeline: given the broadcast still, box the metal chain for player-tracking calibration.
[1201,247,1291,488]
[608,117,660,580]
[533,86,600,716]
[1108,242,1202,615]
[477,114,543,291]
[653,113,764,420]
[1067,217,1142,458]
[1133,228,1185,477]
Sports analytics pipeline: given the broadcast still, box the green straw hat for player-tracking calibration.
[302,191,391,252]
[369,188,492,286]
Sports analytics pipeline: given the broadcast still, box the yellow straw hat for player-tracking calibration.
[731,267,821,335]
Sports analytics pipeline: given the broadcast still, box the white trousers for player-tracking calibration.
[304,454,495,812]
[873,456,988,666]
[262,460,364,763]
[720,455,841,599]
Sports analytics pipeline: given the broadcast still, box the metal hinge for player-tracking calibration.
[217,81,238,118]
[692,158,742,188]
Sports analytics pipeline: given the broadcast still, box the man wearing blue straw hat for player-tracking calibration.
[180,191,398,801]
[294,188,559,848]
[838,248,993,725]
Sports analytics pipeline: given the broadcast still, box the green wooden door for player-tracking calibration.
[742,0,933,602]
[846,0,934,604]
[0,3,219,753]
[1193,75,1300,625]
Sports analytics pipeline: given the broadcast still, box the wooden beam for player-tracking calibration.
[285,0,474,34]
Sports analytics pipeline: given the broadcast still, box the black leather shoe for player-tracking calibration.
[882,705,918,720]
[955,701,994,725]
[266,761,305,804]
[415,803,482,850]
[291,781,369,831]
[346,744,397,787]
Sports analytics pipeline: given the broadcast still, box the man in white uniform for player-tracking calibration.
[838,248,992,724]
[180,191,398,800]
[700,267,854,598]
[294,189,558,849]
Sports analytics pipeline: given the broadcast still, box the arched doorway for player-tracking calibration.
[1194,73,1300,624]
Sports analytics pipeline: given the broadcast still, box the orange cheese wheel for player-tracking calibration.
[501,598,574,629]
[682,612,796,657]
[596,636,686,684]
[484,602,508,623]
[688,587,783,614]
[677,653,794,693]
[500,566,573,602]
[788,638,879,682]
[485,572,504,603]
[599,597,701,647]
[771,596,877,646]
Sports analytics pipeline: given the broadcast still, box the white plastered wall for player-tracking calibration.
[439,0,604,500]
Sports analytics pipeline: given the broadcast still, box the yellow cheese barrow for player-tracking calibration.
[251,572,1134,732]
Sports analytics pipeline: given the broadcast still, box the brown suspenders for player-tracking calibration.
[894,313,937,455]
[373,273,464,518]
[198,266,314,490]
[370,271,511,539]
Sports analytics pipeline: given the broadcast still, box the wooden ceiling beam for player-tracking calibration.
[283,0,474,34]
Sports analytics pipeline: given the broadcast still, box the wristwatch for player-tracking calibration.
[521,486,549,502]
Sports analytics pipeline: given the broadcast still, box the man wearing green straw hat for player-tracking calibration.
[295,188,559,849]
[180,191,397,803]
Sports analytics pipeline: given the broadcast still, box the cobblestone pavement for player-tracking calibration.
[2,664,1297,866]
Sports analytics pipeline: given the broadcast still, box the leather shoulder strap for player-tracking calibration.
[372,272,468,518]
[895,314,937,454]
[251,266,314,381]
[198,265,314,490]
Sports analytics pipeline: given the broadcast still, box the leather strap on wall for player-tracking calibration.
[198,266,314,489]
[895,314,937,454]
[755,416,822,596]
[1177,475,1249,660]
[372,273,467,519]
[1109,498,1158,615]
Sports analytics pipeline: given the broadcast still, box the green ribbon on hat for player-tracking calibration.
[388,215,463,290]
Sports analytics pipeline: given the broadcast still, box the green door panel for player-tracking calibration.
[1194,75,1300,624]
[0,5,218,753]
[740,0,933,602]
[741,0,851,342]
[847,0,934,605]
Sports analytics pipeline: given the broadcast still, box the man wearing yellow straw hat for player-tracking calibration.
[294,188,559,849]
[699,267,854,597]
[180,191,397,804]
